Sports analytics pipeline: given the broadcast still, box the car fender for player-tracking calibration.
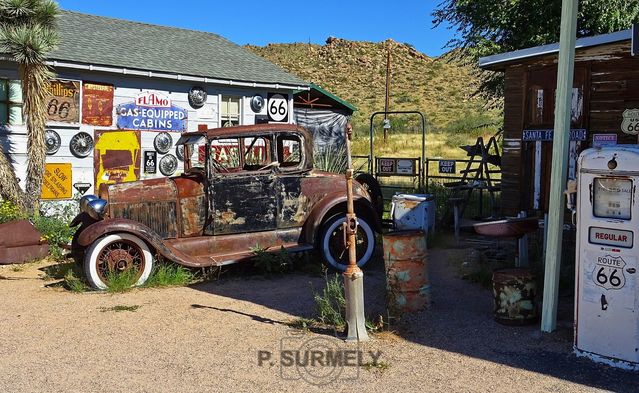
[303,192,381,244]
[76,218,206,268]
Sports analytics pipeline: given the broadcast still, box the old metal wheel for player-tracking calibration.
[319,214,375,271]
[84,233,153,290]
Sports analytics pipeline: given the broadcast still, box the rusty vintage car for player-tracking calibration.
[70,124,383,289]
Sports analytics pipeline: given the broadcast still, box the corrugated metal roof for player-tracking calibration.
[479,29,632,70]
[46,11,308,88]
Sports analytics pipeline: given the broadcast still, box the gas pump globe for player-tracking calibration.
[574,146,639,371]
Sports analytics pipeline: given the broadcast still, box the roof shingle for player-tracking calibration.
[48,11,307,87]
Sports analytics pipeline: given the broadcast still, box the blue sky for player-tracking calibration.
[57,0,455,57]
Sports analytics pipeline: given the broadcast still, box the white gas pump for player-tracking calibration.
[574,145,639,370]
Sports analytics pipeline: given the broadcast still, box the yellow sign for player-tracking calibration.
[41,163,72,199]
[94,130,141,192]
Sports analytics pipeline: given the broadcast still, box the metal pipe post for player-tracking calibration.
[541,0,578,333]
[343,123,369,342]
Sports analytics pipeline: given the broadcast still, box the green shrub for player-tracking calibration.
[31,215,76,261]
[314,146,348,174]
[313,273,346,328]
[0,200,26,224]
[144,264,194,288]
[251,245,293,275]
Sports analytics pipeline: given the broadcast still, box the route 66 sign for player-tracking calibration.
[593,255,626,290]
[267,93,288,123]
[621,109,639,135]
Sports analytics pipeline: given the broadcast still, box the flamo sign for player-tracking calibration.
[117,91,188,132]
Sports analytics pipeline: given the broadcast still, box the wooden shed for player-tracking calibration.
[479,28,639,216]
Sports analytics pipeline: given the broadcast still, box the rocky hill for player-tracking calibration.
[246,38,502,134]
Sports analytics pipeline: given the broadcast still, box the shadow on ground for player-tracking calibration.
[188,239,638,392]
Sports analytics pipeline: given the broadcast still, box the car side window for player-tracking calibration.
[211,138,241,171]
[277,135,302,169]
[242,136,270,170]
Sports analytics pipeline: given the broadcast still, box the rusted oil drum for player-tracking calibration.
[492,268,538,325]
[383,230,430,313]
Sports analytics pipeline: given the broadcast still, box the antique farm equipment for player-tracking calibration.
[492,268,538,325]
[69,124,383,290]
[383,230,430,314]
[0,220,49,264]
[390,193,435,235]
[443,133,502,221]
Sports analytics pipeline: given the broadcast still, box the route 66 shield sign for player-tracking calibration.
[593,255,626,290]
[621,109,639,135]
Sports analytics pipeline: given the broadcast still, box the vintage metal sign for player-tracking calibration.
[94,130,141,191]
[621,109,639,135]
[438,160,456,174]
[267,93,288,123]
[378,158,396,175]
[589,227,633,248]
[592,133,617,148]
[144,151,157,174]
[396,159,415,175]
[377,157,418,176]
[593,254,627,290]
[117,91,188,131]
[82,82,114,126]
[522,128,587,142]
[41,163,72,199]
[45,80,80,123]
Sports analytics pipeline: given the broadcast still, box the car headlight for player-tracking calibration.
[79,195,107,220]
[86,198,108,220]
[79,195,98,212]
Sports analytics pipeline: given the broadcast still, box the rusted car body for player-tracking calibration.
[70,124,381,289]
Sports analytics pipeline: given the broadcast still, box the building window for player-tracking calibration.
[220,96,240,127]
[0,79,23,125]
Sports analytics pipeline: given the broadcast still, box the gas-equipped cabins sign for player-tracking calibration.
[117,91,188,131]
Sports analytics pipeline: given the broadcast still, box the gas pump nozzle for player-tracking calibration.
[565,179,578,225]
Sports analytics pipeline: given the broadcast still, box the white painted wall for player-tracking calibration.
[0,61,295,199]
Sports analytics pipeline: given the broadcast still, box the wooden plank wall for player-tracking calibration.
[501,66,526,216]
[590,56,639,140]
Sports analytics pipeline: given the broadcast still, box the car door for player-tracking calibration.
[276,133,311,229]
[211,136,277,235]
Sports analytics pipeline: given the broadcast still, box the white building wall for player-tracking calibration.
[0,61,295,199]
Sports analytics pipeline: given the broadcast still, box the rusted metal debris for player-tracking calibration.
[383,230,430,314]
[0,220,50,265]
[473,217,538,239]
[492,268,538,325]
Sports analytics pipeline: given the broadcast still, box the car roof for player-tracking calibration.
[181,124,313,140]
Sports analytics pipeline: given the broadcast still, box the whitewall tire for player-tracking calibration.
[319,215,375,271]
[83,233,154,290]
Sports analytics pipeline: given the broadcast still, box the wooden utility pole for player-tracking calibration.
[541,0,578,333]
[383,44,391,142]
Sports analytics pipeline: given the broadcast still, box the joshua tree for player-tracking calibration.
[0,0,59,213]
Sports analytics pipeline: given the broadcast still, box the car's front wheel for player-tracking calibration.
[84,233,154,290]
[319,214,376,271]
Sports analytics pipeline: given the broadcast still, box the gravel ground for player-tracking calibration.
[0,244,637,393]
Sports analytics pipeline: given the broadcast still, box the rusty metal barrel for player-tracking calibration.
[492,268,538,325]
[383,230,430,314]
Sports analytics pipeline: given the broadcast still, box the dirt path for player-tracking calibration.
[0,248,636,393]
